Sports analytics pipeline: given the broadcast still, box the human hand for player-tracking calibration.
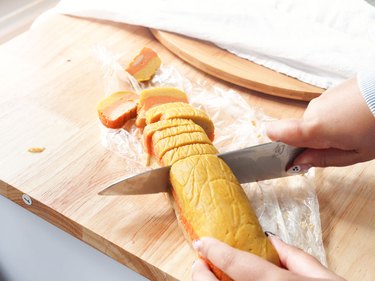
[266,77,375,168]
[191,235,345,281]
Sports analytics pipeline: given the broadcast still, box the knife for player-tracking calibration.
[99,142,304,196]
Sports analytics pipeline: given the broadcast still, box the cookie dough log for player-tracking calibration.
[170,155,280,281]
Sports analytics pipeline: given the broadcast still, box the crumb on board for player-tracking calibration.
[251,120,257,126]
[28,147,45,153]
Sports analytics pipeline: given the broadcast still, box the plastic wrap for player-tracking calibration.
[95,46,326,265]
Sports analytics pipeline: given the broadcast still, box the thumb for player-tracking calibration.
[266,119,312,148]
[194,237,279,281]
[268,235,343,280]
[192,259,219,281]
[267,120,363,167]
[294,148,362,167]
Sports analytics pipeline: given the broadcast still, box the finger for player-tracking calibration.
[192,259,219,281]
[266,119,328,149]
[194,237,279,281]
[269,236,343,280]
[266,119,309,147]
[294,148,362,167]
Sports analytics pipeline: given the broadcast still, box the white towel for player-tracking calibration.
[54,0,375,89]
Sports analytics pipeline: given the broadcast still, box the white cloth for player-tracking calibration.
[55,0,375,89]
[358,69,375,116]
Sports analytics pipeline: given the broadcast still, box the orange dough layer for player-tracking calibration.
[97,91,138,129]
[126,47,161,82]
[136,88,188,128]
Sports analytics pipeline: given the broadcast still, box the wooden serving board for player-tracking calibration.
[151,29,324,101]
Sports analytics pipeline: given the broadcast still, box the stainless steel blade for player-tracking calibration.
[98,166,170,195]
[218,142,304,183]
[98,142,304,196]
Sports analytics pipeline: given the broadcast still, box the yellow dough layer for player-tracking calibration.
[162,143,218,166]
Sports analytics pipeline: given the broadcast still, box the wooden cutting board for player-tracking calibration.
[0,14,374,281]
[151,29,324,101]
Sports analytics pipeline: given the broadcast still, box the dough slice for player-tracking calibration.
[153,131,212,161]
[97,91,138,129]
[146,103,215,141]
[136,88,189,128]
[126,47,161,82]
[162,143,218,166]
[145,102,191,124]
[143,119,194,154]
[152,123,205,145]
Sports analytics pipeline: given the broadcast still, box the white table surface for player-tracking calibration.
[0,195,148,281]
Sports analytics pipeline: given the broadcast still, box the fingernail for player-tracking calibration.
[192,239,202,251]
[287,164,312,174]
[264,231,276,237]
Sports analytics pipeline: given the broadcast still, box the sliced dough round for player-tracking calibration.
[162,143,218,166]
[146,103,215,141]
[143,119,194,154]
[153,131,212,160]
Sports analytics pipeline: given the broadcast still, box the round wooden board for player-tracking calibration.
[151,29,324,101]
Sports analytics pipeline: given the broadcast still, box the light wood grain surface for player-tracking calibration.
[0,15,374,281]
[151,29,324,101]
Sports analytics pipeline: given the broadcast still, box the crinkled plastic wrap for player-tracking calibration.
[95,46,327,265]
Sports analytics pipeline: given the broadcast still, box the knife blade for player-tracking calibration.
[98,142,304,196]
